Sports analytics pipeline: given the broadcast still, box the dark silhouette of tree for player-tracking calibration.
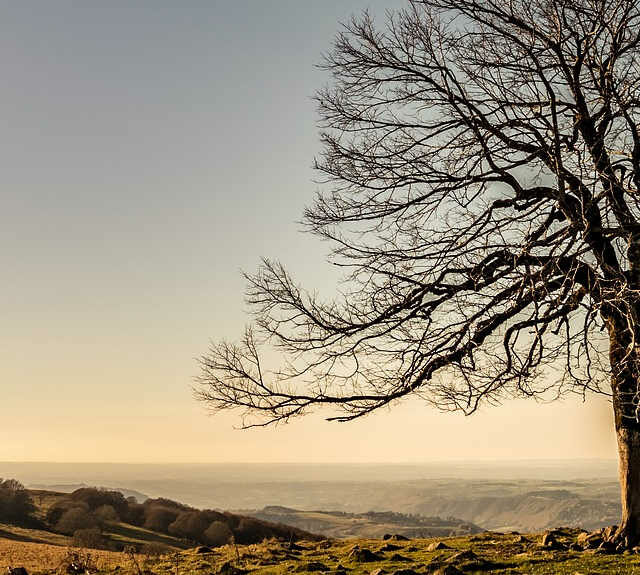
[197,0,640,547]
[204,520,233,547]
[0,479,35,524]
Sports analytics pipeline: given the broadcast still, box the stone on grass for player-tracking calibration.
[384,534,410,541]
[348,546,382,562]
[427,541,450,551]
[388,553,410,562]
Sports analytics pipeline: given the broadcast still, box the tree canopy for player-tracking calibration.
[198,0,640,429]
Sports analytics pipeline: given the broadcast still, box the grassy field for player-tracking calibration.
[4,528,640,574]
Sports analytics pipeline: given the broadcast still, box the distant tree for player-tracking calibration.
[197,0,640,547]
[167,511,210,541]
[94,504,119,525]
[56,507,98,535]
[70,488,128,518]
[203,520,233,547]
[143,506,180,533]
[0,479,35,523]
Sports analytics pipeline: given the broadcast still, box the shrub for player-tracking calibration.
[140,542,171,556]
[204,521,233,547]
[56,507,99,535]
[168,511,210,541]
[0,479,36,523]
[69,488,128,517]
[94,504,119,524]
[143,506,179,533]
[72,527,108,550]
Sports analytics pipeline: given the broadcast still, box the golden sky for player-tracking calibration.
[0,0,618,464]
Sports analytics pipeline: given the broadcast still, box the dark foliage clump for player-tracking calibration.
[0,479,36,524]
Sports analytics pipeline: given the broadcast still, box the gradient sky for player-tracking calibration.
[1,0,618,463]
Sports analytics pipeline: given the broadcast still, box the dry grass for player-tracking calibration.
[0,539,127,573]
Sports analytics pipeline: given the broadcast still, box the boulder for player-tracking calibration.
[195,546,213,554]
[348,547,381,562]
[446,550,487,570]
[383,534,410,541]
[388,553,410,562]
[427,541,450,551]
[378,543,401,552]
[577,530,603,549]
[541,531,564,550]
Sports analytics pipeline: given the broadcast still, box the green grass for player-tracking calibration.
[6,523,640,573]
[140,529,640,575]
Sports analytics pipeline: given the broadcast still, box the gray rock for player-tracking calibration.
[426,541,450,551]
[349,547,381,562]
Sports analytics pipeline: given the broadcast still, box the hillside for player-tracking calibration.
[0,482,321,555]
[245,506,483,539]
[4,527,640,574]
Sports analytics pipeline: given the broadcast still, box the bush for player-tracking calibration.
[94,504,119,524]
[143,506,179,533]
[168,511,210,541]
[56,507,99,535]
[69,488,128,517]
[0,479,36,523]
[204,521,233,547]
[140,542,171,556]
[72,527,108,550]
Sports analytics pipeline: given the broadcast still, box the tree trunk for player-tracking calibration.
[615,425,640,547]
[608,313,640,548]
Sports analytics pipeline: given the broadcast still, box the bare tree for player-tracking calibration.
[197,0,640,546]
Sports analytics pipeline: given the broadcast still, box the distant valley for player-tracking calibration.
[244,506,482,539]
[1,461,621,534]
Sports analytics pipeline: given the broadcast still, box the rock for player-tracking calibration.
[446,550,478,563]
[378,543,401,552]
[195,546,213,554]
[541,531,564,550]
[293,562,328,572]
[383,534,410,541]
[7,569,28,575]
[427,541,450,551]
[445,550,487,570]
[348,547,381,562]
[577,530,603,549]
[388,553,410,562]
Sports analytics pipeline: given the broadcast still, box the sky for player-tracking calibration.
[0,0,619,464]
